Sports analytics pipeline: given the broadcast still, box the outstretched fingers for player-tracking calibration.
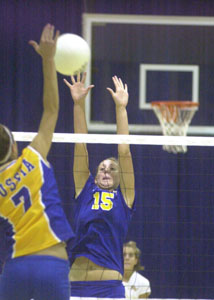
[28,40,39,52]
[86,84,95,92]
[106,87,114,97]
[54,30,60,43]
[124,83,128,92]
[81,72,87,84]
[77,73,81,82]
[40,24,52,41]
[49,24,54,40]
[43,24,59,43]
[64,72,94,98]
[63,78,72,88]
[112,76,119,89]
[118,77,124,89]
[29,23,59,58]
[71,76,76,84]
[70,72,86,85]
[70,72,87,83]
[112,75,126,91]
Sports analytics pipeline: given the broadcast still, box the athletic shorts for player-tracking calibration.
[0,255,70,300]
[70,280,125,299]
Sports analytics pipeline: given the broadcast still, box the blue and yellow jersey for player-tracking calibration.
[0,146,74,260]
[69,175,135,275]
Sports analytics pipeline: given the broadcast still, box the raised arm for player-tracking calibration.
[107,76,135,208]
[64,73,94,197]
[28,24,59,160]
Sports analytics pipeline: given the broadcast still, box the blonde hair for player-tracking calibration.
[0,125,14,165]
[123,241,145,271]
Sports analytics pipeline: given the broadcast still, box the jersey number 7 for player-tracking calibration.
[11,186,32,213]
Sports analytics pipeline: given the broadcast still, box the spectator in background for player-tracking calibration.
[123,241,151,299]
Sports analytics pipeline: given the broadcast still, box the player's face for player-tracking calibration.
[123,246,137,272]
[95,159,120,191]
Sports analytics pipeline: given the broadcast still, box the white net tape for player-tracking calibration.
[152,104,198,153]
[12,132,214,147]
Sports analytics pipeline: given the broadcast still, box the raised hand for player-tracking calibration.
[107,76,128,108]
[29,23,59,59]
[64,72,94,104]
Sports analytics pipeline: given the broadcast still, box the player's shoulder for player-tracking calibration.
[75,174,94,200]
[23,145,41,157]
[22,146,50,167]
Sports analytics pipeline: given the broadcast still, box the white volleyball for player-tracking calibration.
[55,33,90,76]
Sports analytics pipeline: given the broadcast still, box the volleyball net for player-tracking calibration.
[13,131,214,146]
[15,132,214,299]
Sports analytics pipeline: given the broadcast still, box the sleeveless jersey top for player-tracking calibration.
[69,175,135,275]
[0,146,74,260]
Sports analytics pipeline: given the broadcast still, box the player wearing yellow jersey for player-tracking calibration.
[0,24,75,300]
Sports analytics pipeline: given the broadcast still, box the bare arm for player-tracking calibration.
[28,24,59,160]
[107,76,135,208]
[64,73,94,197]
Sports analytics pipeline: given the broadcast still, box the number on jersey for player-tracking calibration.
[11,186,32,213]
[92,191,114,211]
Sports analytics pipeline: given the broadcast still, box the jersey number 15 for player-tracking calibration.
[92,191,114,211]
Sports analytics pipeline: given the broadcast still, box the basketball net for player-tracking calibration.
[151,101,199,154]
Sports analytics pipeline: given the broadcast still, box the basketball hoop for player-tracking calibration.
[151,101,199,154]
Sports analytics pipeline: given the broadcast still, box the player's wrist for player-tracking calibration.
[73,97,86,105]
[42,56,55,62]
[116,105,127,111]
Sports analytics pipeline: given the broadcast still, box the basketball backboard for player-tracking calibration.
[82,14,214,135]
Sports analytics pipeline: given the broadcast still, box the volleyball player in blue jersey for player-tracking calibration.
[0,24,75,300]
[64,73,135,299]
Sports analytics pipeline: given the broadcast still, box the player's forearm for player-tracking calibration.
[42,58,59,114]
[116,106,131,154]
[116,106,129,135]
[74,102,88,134]
[73,102,89,176]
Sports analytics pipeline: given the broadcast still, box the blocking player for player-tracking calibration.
[64,73,135,298]
[0,24,75,300]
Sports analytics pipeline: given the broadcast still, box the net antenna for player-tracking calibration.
[151,101,199,154]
